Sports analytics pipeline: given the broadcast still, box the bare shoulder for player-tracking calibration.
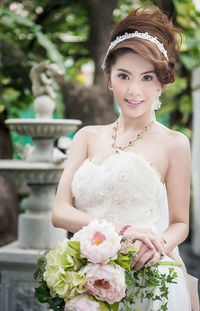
[156,121,190,151]
[154,122,191,175]
[76,124,112,144]
[72,124,111,154]
[76,124,108,137]
[74,124,97,136]
[167,128,190,153]
[71,125,101,145]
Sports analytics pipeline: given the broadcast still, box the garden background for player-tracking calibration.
[0,0,200,294]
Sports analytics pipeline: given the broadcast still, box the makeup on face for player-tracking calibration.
[109,52,161,115]
[125,99,144,109]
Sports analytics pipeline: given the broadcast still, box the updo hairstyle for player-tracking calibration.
[104,6,181,86]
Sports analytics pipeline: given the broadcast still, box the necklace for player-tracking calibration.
[111,119,155,153]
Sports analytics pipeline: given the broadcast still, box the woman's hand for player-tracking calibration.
[131,240,161,271]
[122,227,166,270]
[123,227,165,253]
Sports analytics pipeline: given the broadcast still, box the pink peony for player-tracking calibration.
[72,219,121,264]
[64,294,101,311]
[80,263,126,304]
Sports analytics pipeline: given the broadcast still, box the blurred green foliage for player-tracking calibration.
[0,0,88,118]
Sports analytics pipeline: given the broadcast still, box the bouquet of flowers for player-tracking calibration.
[34,220,181,311]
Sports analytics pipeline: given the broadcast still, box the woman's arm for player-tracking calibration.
[125,131,191,270]
[52,126,97,233]
[162,131,191,254]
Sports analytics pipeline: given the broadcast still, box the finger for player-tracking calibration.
[125,231,164,254]
[145,251,161,267]
[130,240,142,261]
[132,249,155,271]
[131,242,150,265]
[133,234,156,250]
[147,234,165,255]
[132,240,142,253]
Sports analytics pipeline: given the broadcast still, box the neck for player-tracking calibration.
[117,112,155,134]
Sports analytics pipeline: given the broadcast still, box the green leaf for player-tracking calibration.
[35,284,64,311]
[34,30,66,72]
[99,301,110,311]
[34,286,49,303]
[127,247,138,252]
[0,8,37,28]
[67,240,81,252]
[110,302,119,311]
[180,53,200,70]
[48,296,64,310]
[156,261,182,268]
[33,254,47,281]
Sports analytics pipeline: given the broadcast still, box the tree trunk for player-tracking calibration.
[0,110,19,246]
[87,0,118,86]
[57,0,119,125]
[155,0,175,19]
[57,78,117,126]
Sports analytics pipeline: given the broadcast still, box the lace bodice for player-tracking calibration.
[71,151,165,227]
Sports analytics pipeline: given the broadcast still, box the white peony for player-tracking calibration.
[72,219,122,264]
[64,294,101,311]
[80,263,126,304]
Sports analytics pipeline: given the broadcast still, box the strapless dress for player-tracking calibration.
[71,150,193,310]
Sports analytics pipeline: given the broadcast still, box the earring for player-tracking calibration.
[108,86,113,91]
[153,89,162,110]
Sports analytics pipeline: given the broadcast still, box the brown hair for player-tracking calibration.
[104,6,181,85]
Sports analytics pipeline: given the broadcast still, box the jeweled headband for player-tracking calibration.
[102,31,169,70]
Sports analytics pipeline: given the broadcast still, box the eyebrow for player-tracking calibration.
[117,68,155,75]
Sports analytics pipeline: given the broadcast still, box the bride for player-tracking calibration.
[52,6,199,311]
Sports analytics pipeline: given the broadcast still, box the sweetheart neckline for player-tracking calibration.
[85,150,165,186]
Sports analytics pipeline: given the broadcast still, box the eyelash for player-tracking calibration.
[118,73,129,80]
[142,75,153,81]
[118,73,154,81]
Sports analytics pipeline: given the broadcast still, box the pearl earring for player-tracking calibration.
[108,86,113,91]
[153,89,162,110]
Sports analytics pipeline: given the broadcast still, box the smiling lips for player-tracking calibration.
[125,99,144,108]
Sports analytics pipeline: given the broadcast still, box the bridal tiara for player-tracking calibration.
[102,31,169,70]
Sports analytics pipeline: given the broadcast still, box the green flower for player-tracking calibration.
[43,238,87,301]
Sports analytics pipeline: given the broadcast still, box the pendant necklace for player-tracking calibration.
[111,119,155,153]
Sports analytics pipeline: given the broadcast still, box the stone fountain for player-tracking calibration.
[0,61,82,311]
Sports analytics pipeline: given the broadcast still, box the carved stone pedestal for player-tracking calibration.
[0,61,82,310]
[0,242,49,311]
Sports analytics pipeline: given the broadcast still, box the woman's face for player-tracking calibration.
[108,51,161,118]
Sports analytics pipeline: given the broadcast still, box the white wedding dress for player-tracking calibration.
[71,150,193,310]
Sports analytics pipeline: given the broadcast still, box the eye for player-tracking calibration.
[118,73,129,80]
[142,75,153,81]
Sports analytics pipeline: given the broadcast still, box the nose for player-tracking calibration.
[128,81,141,96]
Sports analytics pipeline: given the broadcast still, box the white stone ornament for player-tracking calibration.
[0,61,82,311]
[102,31,168,70]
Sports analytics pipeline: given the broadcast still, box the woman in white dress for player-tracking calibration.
[52,6,199,311]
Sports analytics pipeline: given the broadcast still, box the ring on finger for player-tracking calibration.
[160,252,165,259]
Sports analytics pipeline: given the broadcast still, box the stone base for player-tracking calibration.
[0,241,49,311]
